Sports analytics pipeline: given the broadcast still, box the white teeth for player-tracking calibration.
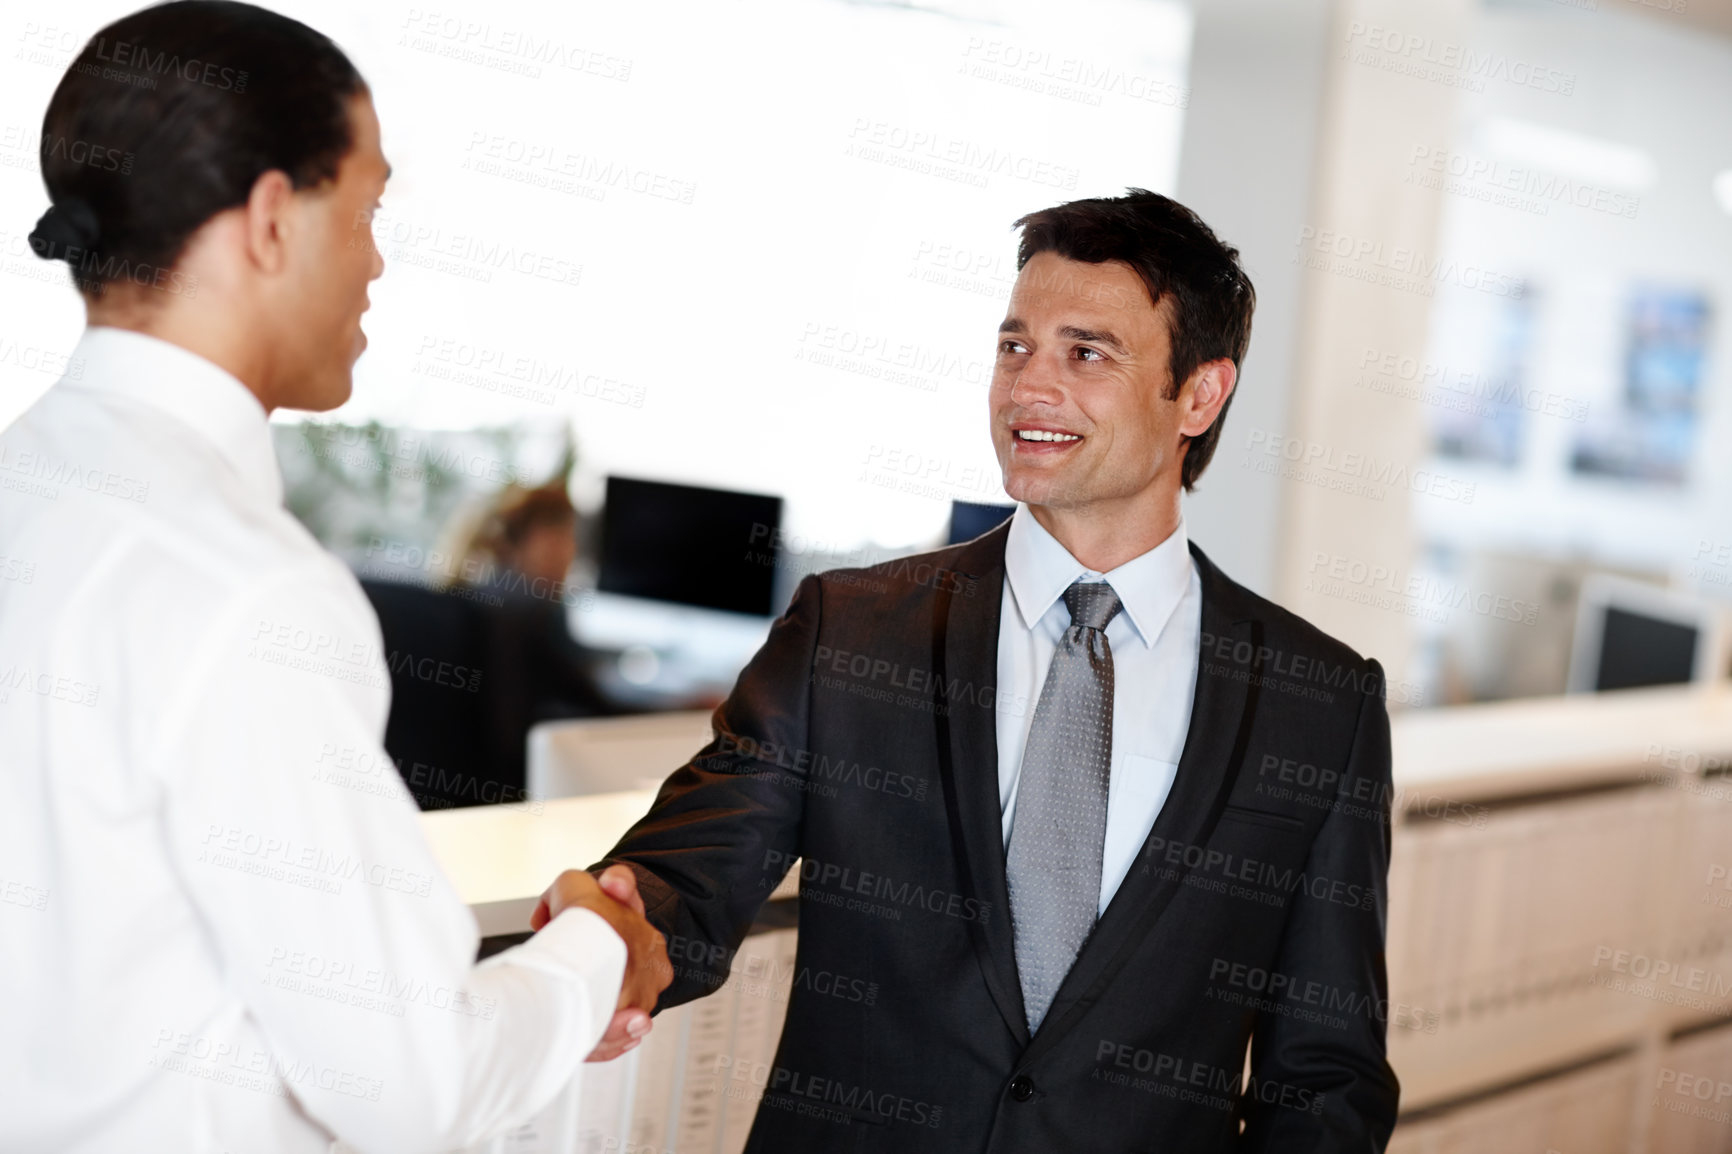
[1017,429,1080,442]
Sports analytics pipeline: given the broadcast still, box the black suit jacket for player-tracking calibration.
[598,525,1400,1152]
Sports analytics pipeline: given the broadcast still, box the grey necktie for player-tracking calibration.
[1006,579,1122,1033]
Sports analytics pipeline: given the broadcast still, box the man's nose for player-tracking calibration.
[1009,353,1066,407]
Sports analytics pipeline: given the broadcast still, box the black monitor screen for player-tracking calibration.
[598,476,782,616]
[948,501,1016,545]
[1595,606,1699,691]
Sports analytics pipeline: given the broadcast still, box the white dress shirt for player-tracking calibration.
[0,327,625,1154]
[995,503,1203,916]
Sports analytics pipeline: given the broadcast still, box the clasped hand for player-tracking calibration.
[531,864,674,1062]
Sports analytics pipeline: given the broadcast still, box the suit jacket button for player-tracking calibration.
[1009,1075,1036,1102]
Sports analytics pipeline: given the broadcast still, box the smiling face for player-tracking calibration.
[272,91,389,411]
[990,251,1191,514]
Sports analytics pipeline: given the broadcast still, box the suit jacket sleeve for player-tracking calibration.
[591,574,822,1009]
[1238,659,1401,1152]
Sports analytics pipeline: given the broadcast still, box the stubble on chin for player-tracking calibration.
[1004,467,1090,511]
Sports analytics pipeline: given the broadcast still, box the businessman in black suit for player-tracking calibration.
[585,189,1400,1151]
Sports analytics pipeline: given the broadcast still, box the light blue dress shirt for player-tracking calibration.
[995,502,1203,916]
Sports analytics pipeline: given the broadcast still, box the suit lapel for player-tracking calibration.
[1019,543,1261,1066]
[929,521,1029,1047]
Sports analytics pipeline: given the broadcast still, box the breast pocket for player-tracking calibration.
[1221,804,1306,831]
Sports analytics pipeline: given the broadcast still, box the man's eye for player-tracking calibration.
[999,340,1028,355]
[1075,346,1104,362]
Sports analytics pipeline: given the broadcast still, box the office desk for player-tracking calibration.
[418,685,1732,1152]
[419,789,657,936]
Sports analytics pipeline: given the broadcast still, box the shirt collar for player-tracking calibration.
[1003,502,1192,649]
[61,326,283,507]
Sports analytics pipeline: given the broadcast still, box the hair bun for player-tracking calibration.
[28,198,101,261]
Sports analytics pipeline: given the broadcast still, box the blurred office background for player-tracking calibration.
[7,0,1732,1149]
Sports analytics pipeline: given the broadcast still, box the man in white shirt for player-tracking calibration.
[0,4,669,1151]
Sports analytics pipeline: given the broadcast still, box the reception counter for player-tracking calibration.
[419,683,1732,1153]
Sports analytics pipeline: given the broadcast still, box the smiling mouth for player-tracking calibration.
[1014,429,1082,444]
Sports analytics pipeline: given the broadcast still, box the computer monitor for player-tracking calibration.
[948,500,1017,545]
[598,476,783,617]
[1566,575,1722,693]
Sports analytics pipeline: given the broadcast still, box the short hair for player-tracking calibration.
[1013,189,1256,491]
[29,0,366,297]
[494,485,578,550]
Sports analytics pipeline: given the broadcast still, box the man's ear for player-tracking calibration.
[241,169,297,275]
[1178,358,1238,439]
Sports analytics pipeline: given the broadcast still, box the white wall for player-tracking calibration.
[0,0,1192,565]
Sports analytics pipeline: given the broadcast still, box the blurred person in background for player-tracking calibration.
[457,482,624,791]
[0,4,669,1151]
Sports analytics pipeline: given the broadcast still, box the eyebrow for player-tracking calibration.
[998,317,1027,335]
[1059,325,1128,354]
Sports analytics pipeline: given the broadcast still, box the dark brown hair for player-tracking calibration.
[1014,188,1256,491]
[29,0,365,297]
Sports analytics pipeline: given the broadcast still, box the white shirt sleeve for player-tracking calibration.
[149,564,625,1154]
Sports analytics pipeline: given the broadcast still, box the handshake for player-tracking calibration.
[530,864,675,1062]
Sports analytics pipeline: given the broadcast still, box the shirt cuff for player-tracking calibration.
[485,907,628,1050]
